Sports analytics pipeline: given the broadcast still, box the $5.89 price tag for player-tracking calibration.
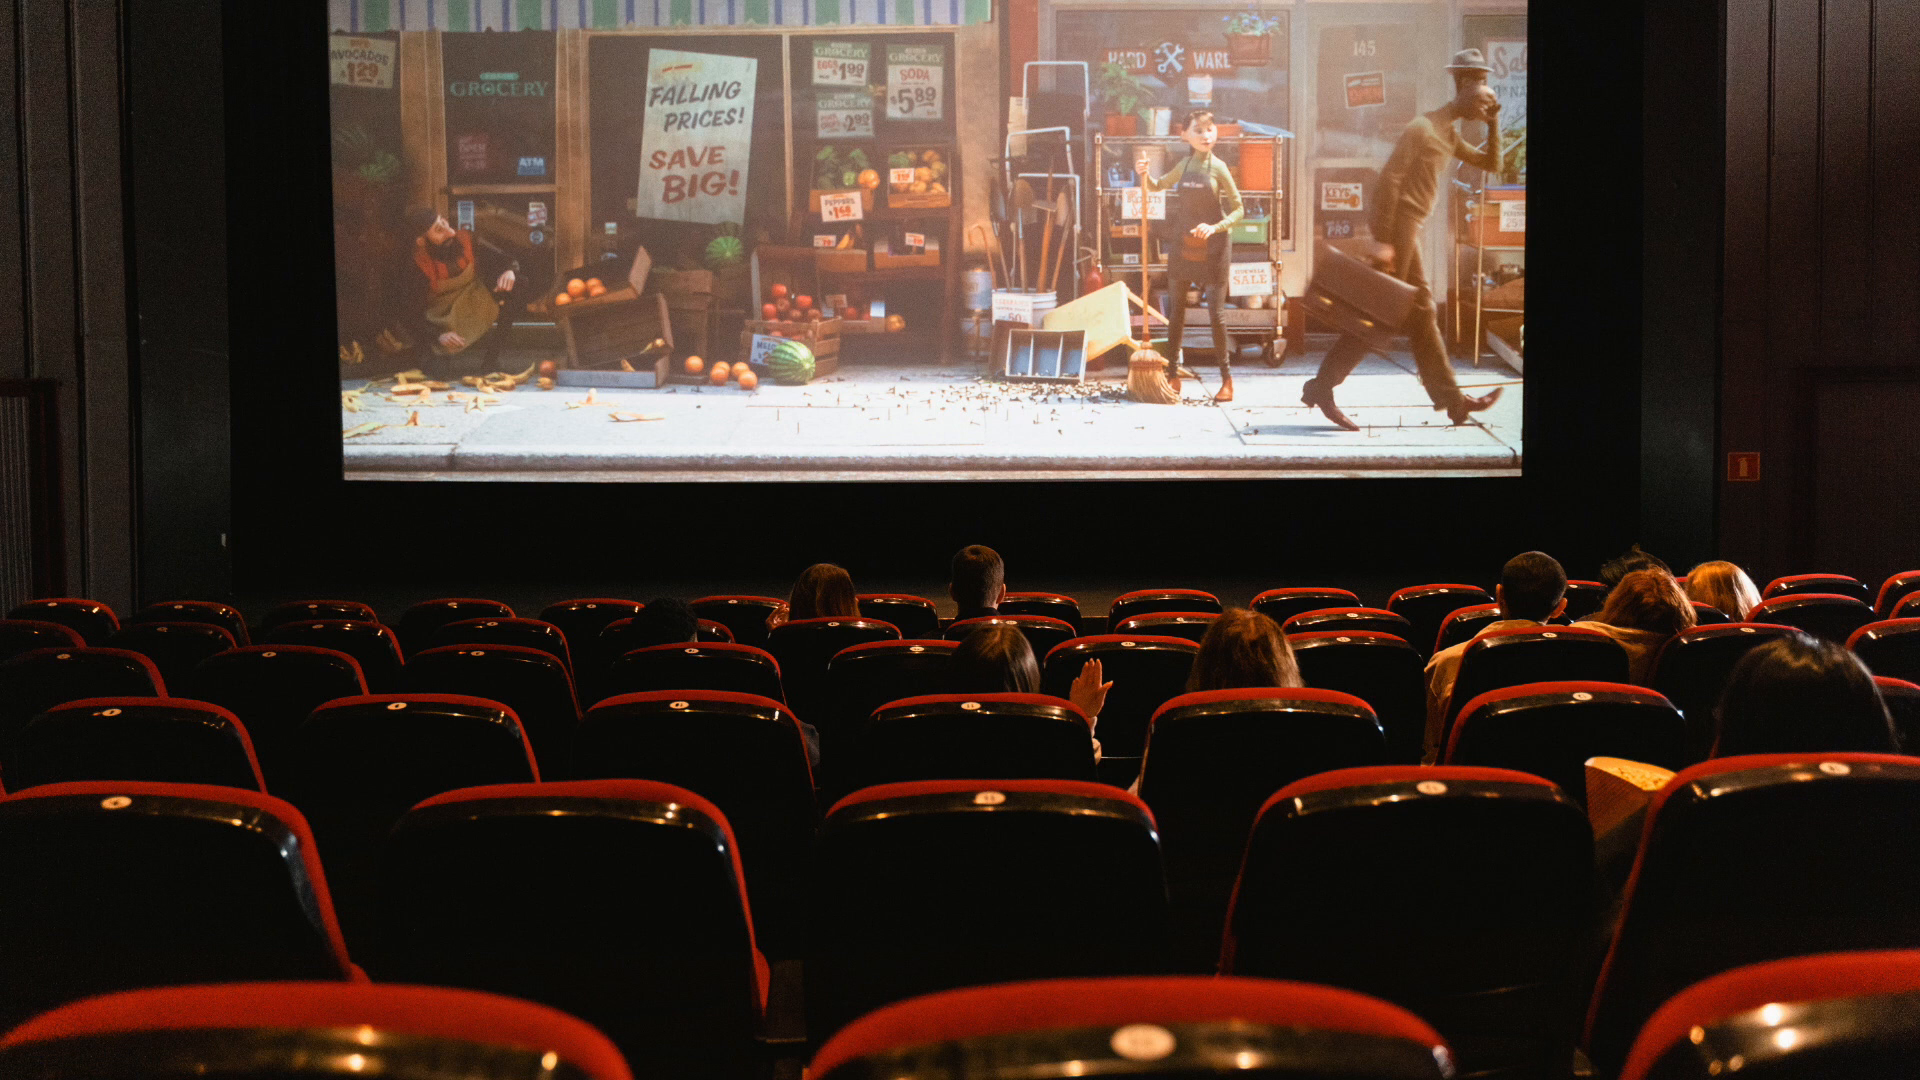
[886,45,944,120]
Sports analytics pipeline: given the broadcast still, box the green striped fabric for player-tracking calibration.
[593,0,619,27]
[669,0,694,23]
[515,0,543,29]
[362,0,391,32]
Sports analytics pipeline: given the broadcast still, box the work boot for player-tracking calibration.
[1213,367,1234,403]
[1444,386,1504,425]
[1301,377,1360,431]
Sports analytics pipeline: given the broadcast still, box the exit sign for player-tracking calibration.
[1727,452,1761,482]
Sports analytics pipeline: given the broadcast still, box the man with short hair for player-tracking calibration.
[949,545,1006,622]
[1423,550,1568,760]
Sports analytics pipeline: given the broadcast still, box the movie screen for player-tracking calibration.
[329,2,1524,480]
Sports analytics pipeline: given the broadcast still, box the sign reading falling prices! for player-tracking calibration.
[636,50,758,226]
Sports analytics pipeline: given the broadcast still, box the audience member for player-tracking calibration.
[1685,560,1762,621]
[951,623,1108,759]
[619,597,700,649]
[1575,568,1696,684]
[1186,608,1302,692]
[1712,632,1897,757]
[768,562,860,631]
[1599,544,1671,588]
[1426,551,1568,758]
[949,545,1006,621]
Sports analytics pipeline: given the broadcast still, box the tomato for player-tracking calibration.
[762,303,779,320]
[795,295,814,311]
[538,360,558,378]
[771,283,789,300]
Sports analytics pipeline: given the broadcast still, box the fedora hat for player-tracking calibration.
[1445,48,1493,73]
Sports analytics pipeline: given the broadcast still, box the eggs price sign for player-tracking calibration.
[812,41,870,87]
[886,45,944,121]
[635,50,759,226]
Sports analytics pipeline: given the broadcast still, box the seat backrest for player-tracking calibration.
[1110,589,1223,624]
[1561,580,1610,622]
[11,697,264,793]
[257,600,377,634]
[401,645,579,778]
[997,592,1083,631]
[1447,682,1691,802]
[0,982,635,1080]
[825,640,959,759]
[1620,950,1920,1080]
[131,600,250,645]
[1748,593,1876,644]
[180,645,368,790]
[696,619,735,643]
[1851,619,1920,684]
[0,648,167,777]
[809,779,1170,1043]
[0,618,85,664]
[1443,627,1630,749]
[0,780,354,1028]
[381,778,765,1075]
[1876,571,1920,618]
[1282,607,1415,639]
[1113,611,1220,643]
[538,598,642,670]
[394,598,516,657]
[1040,635,1198,759]
[809,976,1455,1080]
[258,620,404,692]
[1434,602,1503,654]
[7,598,119,645]
[107,622,237,690]
[689,594,784,649]
[1690,602,1731,624]
[430,617,571,671]
[1876,676,1920,753]
[600,642,785,704]
[1763,573,1871,604]
[1387,584,1494,659]
[1249,587,1363,626]
[765,617,901,725]
[1585,753,1920,1074]
[857,594,940,639]
[1901,593,1920,620]
[1225,765,1592,1079]
[1290,631,1427,764]
[860,692,1096,786]
[297,694,540,826]
[1651,623,1798,758]
[945,614,1077,658]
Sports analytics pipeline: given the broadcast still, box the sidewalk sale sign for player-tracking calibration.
[635,50,758,226]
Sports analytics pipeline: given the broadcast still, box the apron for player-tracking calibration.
[1165,157,1231,285]
[421,258,500,356]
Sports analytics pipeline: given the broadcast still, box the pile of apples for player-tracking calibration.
[761,283,822,324]
[552,277,607,307]
[683,355,758,390]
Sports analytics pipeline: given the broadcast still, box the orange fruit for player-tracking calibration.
[737,369,759,390]
[554,293,572,306]
[587,284,607,297]
[709,363,730,385]
[684,355,705,375]
[566,279,587,298]
[585,278,604,291]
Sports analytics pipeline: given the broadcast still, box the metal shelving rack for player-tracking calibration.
[1093,133,1290,364]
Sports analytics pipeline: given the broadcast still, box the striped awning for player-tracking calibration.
[329,0,992,31]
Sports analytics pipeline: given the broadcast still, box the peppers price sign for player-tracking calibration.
[635,49,758,226]
[886,45,944,121]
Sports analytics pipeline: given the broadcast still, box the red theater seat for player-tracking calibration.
[1876,571,1920,618]
[107,621,236,690]
[1762,573,1871,604]
[1110,589,1223,624]
[1690,601,1731,624]
[1282,607,1414,639]
[1876,676,1920,753]
[1041,635,1198,764]
[1441,626,1630,750]
[429,616,572,671]
[1250,586,1363,625]
[401,645,579,778]
[180,645,367,790]
[1447,682,1692,801]
[858,692,1097,786]
[996,591,1083,630]
[0,982,634,1080]
[379,779,766,1076]
[259,620,404,692]
[1561,580,1609,622]
[1748,593,1876,645]
[1583,753,1920,1074]
[1138,688,1387,968]
[1620,951,1920,1079]
[256,600,377,634]
[1290,630,1427,763]
[945,614,1076,658]
[690,594,784,649]
[538,597,642,668]
[575,690,816,954]
[600,641,785,703]
[810,976,1455,1080]
[697,618,735,642]
[0,781,356,1029]
[0,647,166,778]
[808,779,1171,1043]
[7,597,118,645]
[8,697,264,793]
[765,616,900,731]
[130,600,250,645]
[857,594,941,639]
[1388,583,1494,659]
[1223,765,1593,1079]
[1433,601,1503,654]
[1113,610,1220,643]
[0,618,84,663]
[1651,623,1798,757]
[824,640,958,764]
[394,598,515,657]
[1851,619,1920,683]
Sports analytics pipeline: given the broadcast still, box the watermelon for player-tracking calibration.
[766,339,816,385]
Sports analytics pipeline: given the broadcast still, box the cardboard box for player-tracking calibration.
[554,352,672,388]
[740,320,842,380]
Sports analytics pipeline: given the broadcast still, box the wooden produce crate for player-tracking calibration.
[816,248,870,274]
[808,187,875,215]
[558,292,674,378]
[882,146,953,209]
[740,317,842,380]
[751,246,823,313]
[872,235,940,269]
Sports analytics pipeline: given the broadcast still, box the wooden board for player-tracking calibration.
[561,291,673,370]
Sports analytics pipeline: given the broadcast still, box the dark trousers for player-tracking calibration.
[1165,267,1231,369]
[1309,228,1464,409]
[427,280,525,379]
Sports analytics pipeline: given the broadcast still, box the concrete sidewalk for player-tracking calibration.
[342,342,1521,481]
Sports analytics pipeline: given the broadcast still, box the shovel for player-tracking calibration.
[1046,188,1073,294]
[1012,176,1038,289]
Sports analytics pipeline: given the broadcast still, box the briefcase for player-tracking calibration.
[1303,240,1419,349]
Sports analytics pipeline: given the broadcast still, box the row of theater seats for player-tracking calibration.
[0,758,1918,1078]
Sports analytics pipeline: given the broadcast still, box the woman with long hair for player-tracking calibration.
[768,562,860,630]
[1713,632,1897,756]
[1686,560,1762,622]
[1575,568,1697,684]
[952,623,1109,759]
[1187,608,1304,692]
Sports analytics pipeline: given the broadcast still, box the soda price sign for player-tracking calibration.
[886,45,944,121]
[812,41,870,87]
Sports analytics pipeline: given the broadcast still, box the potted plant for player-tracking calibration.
[1222,7,1283,67]
[1094,61,1155,136]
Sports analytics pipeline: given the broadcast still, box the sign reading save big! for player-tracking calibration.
[635,50,759,226]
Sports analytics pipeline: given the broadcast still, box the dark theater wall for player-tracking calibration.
[1719,0,1920,585]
